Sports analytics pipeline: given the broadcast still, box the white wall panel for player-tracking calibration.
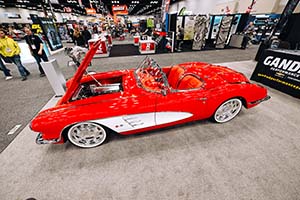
[169,0,217,15]
[169,0,300,15]
[238,0,277,14]
[213,0,238,14]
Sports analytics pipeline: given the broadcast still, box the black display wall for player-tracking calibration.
[279,13,300,49]
[169,14,177,32]
[235,13,250,33]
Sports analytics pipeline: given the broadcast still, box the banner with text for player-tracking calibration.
[251,49,300,98]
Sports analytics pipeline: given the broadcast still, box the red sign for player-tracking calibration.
[134,36,139,44]
[112,5,128,15]
[112,5,128,23]
[86,8,96,15]
[89,40,107,54]
[141,42,155,51]
[112,5,126,12]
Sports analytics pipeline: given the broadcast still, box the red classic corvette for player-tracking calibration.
[30,40,270,148]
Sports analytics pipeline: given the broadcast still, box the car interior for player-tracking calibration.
[167,65,204,90]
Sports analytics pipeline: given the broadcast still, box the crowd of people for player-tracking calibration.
[0,25,51,81]
[0,20,175,81]
[0,28,31,81]
[0,23,121,81]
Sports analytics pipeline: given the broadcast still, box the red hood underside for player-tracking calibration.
[58,40,102,105]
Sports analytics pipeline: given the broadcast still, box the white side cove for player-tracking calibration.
[92,112,193,133]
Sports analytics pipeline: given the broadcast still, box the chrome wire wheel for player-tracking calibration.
[67,122,107,148]
[214,98,242,123]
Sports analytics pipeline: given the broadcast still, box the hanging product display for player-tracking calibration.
[192,15,209,50]
[211,16,223,39]
[226,14,242,44]
[215,15,233,49]
[184,16,195,40]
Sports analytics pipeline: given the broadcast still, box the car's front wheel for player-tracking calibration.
[213,98,242,123]
[67,122,107,148]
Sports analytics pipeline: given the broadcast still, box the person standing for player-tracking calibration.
[241,22,255,49]
[0,28,30,81]
[73,27,85,47]
[82,25,91,48]
[0,56,13,80]
[24,27,48,77]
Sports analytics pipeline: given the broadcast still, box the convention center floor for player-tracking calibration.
[1,44,300,200]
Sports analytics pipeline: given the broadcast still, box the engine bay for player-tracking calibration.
[71,76,123,101]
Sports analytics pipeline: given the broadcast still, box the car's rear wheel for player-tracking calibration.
[213,98,242,123]
[67,122,107,148]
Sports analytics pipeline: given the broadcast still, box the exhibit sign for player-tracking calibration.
[112,5,128,24]
[85,8,96,15]
[251,49,300,98]
[139,40,156,54]
[40,17,63,51]
[88,39,109,57]
[30,14,63,52]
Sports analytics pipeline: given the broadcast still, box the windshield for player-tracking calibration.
[135,57,169,93]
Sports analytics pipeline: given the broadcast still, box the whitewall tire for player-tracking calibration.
[213,98,242,123]
[67,122,107,148]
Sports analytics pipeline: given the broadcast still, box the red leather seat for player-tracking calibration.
[168,66,185,89]
[177,75,203,90]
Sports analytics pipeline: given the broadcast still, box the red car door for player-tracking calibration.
[155,88,208,125]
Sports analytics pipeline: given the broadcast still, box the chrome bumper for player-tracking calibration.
[249,95,271,105]
[36,133,60,145]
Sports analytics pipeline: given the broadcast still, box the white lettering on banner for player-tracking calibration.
[263,56,274,65]
[270,58,280,67]
[270,67,300,78]
[278,59,293,70]
[288,61,300,72]
[263,56,300,74]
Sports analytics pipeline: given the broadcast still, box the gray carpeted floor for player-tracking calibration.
[0,44,258,153]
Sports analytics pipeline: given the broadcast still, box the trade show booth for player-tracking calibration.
[251,13,300,99]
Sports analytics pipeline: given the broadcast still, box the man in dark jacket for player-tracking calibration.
[82,26,92,48]
[24,27,48,77]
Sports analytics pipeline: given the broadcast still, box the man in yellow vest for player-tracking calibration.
[0,28,30,81]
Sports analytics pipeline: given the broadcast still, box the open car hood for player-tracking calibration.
[59,40,102,105]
